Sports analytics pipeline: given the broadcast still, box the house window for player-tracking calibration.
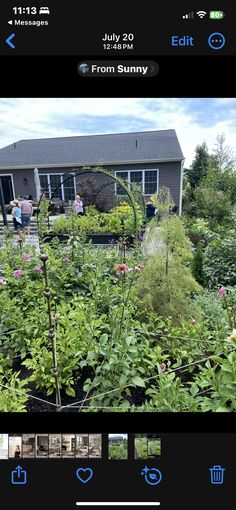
[130,171,143,190]
[39,173,76,201]
[49,174,62,200]
[63,173,76,201]
[39,174,49,198]
[115,169,158,195]
[144,170,158,195]
[116,171,128,195]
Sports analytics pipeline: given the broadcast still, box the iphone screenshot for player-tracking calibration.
[0,2,235,509]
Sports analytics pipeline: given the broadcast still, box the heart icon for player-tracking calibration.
[76,467,93,484]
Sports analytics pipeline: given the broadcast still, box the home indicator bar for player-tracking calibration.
[75,504,161,507]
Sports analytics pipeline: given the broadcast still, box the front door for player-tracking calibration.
[0,176,14,204]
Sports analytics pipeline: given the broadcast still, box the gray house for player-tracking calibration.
[0,129,184,212]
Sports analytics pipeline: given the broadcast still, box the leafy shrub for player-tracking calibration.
[109,441,128,459]
[194,187,232,228]
[194,291,229,336]
[137,253,201,323]
[191,245,206,286]
[52,202,143,236]
[143,373,201,412]
[196,352,236,411]
[204,237,236,287]
[135,437,148,459]
[0,371,29,412]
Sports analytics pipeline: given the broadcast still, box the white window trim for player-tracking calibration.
[0,173,16,200]
[114,169,159,196]
[39,172,76,200]
[179,160,184,215]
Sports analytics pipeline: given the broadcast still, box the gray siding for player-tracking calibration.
[3,169,35,199]
[158,161,182,210]
[0,161,182,211]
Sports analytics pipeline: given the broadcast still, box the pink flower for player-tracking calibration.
[22,253,31,261]
[190,319,196,324]
[13,269,23,278]
[0,278,6,286]
[217,286,227,299]
[62,256,70,263]
[35,266,43,273]
[116,263,128,275]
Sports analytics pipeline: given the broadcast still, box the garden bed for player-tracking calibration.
[1,212,236,413]
[43,232,135,246]
[87,233,134,245]
[43,233,70,243]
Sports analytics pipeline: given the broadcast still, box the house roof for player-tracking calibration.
[0,129,184,169]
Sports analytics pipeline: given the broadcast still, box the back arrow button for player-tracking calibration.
[6,33,15,49]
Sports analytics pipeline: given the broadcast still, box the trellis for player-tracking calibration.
[36,166,141,242]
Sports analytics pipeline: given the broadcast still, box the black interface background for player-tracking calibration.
[0,5,236,506]
[0,1,233,55]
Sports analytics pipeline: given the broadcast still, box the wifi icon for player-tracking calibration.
[197,10,207,18]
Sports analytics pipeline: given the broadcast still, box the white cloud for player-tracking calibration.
[0,98,236,167]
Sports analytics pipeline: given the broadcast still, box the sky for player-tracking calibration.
[0,98,236,167]
[109,434,127,439]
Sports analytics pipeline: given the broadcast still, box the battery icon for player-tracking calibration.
[209,11,225,19]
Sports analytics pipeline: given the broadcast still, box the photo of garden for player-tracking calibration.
[134,434,161,459]
[135,434,148,459]
[108,434,128,460]
[1,98,236,413]
[147,434,161,458]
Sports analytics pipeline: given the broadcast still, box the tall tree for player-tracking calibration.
[186,142,210,188]
[213,133,235,170]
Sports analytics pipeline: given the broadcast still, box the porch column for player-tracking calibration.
[0,178,8,226]
[34,167,41,202]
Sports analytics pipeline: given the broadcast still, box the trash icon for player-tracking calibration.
[209,465,225,485]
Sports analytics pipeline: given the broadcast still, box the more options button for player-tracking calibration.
[208,32,225,50]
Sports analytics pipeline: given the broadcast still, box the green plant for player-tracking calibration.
[52,202,143,236]
[144,372,201,412]
[109,441,128,459]
[194,291,229,337]
[148,439,161,456]
[0,371,29,412]
[196,351,236,411]
[37,198,51,236]
[204,237,236,287]
[219,287,236,330]
[135,437,148,459]
[194,187,232,228]
[137,253,201,323]
[192,245,206,286]
[151,186,175,218]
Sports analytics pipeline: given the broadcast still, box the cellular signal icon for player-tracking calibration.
[182,11,194,19]
[196,10,207,18]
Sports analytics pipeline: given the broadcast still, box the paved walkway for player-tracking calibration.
[142,225,165,255]
[0,235,40,249]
